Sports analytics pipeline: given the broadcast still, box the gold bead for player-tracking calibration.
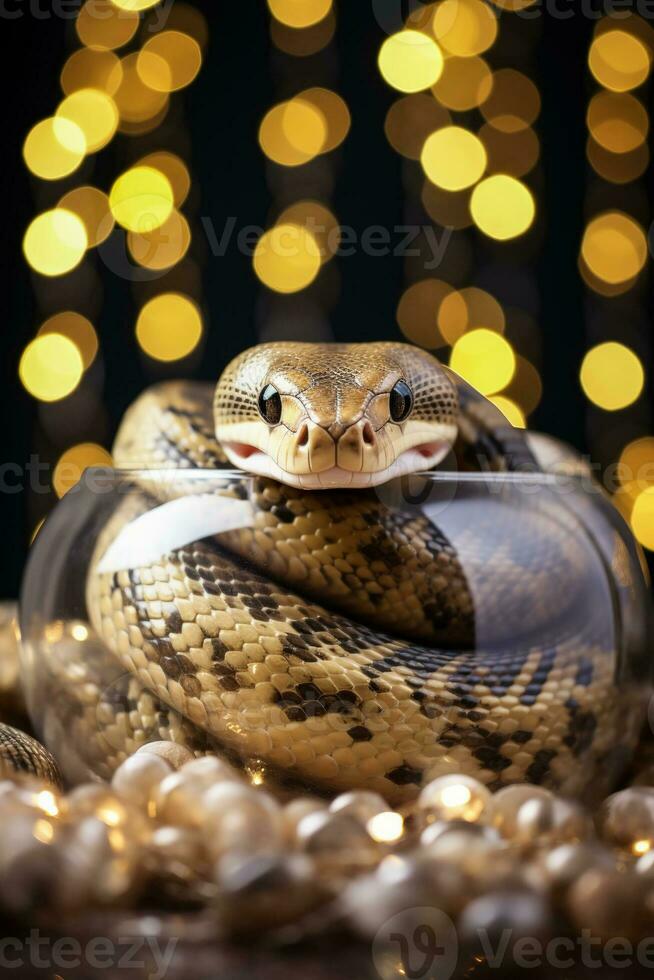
[418,774,491,823]
[598,787,654,855]
[488,784,553,838]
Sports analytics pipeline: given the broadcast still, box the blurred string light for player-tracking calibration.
[20,0,207,523]
[384,0,543,427]
[581,15,652,550]
[257,5,348,306]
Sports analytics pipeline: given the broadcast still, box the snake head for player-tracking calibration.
[214,342,459,489]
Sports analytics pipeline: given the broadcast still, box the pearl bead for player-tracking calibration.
[111,753,172,811]
[296,811,379,870]
[136,741,195,770]
[539,842,616,892]
[567,869,654,941]
[329,790,388,824]
[459,889,552,946]
[418,774,491,823]
[201,783,283,859]
[488,784,554,838]
[152,764,241,828]
[56,816,143,908]
[0,814,60,914]
[421,822,506,871]
[149,825,205,878]
[181,755,242,782]
[67,785,147,840]
[598,787,654,854]
[511,797,592,846]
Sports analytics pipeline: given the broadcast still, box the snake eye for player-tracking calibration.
[389,380,413,423]
[258,384,282,425]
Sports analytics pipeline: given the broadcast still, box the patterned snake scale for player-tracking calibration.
[15,344,654,802]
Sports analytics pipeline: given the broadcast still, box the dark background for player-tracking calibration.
[0,1,650,597]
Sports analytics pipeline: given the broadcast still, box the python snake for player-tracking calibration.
[11,343,654,803]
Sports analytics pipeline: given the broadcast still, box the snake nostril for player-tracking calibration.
[362,422,375,446]
[297,424,309,448]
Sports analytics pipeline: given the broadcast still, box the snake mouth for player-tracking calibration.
[223,439,451,488]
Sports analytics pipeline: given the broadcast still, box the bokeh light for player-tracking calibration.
[470,175,535,240]
[53,443,113,498]
[110,0,162,9]
[431,55,493,111]
[113,53,170,129]
[589,30,651,93]
[23,209,88,276]
[631,489,654,551]
[58,187,114,248]
[586,137,649,184]
[76,0,139,50]
[421,126,486,191]
[587,91,648,153]
[259,100,324,166]
[481,124,540,178]
[137,31,203,93]
[580,342,644,410]
[489,395,526,428]
[450,328,516,395]
[56,89,119,154]
[278,201,340,263]
[481,69,541,132]
[254,224,322,293]
[128,209,191,270]
[109,166,175,233]
[298,88,351,153]
[19,335,84,402]
[37,312,98,370]
[60,48,123,96]
[385,94,450,159]
[619,438,654,505]
[136,152,191,207]
[136,293,203,362]
[421,182,472,230]
[581,211,647,285]
[267,0,332,29]
[23,118,86,180]
[503,355,543,416]
[271,10,335,56]
[378,30,444,93]
[439,286,506,345]
[432,0,498,57]
[397,278,453,348]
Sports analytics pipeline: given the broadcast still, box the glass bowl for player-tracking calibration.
[19,468,652,803]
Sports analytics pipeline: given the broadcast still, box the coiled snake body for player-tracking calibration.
[12,344,654,801]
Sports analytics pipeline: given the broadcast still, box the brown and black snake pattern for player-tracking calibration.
[10,344,653,800]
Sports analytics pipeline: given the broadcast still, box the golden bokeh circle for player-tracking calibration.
[136,293,203,362]
[254,224,322,294]
[432,0,498,57]
[23,209,88,277]
[580,342,644,411]
[23,118,86,181]
[397,279,454,348]
[581,211,647,285]
[58,187,115,248]
[470,175,535,240]
[76,0,139,50]
[589,30,651,93]
[109,166,175,233]
[37,312,99,370]
[378,30,444,93]
[267,0,332,29]
[421,126,487,191]
[19,334,84,402]
[385,94,450,159]
[56,89,119,154]
[450,328,516,395]
[54,443,113,498]
[137,30,203,93]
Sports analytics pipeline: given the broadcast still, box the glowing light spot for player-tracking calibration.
[470,175,535,240]
[35,791,59,818]
[632,488,654,551]
[54,444,113,497]
[581,211,647,285]
[438,286,505,345]
[71,624,89,642]
[267,0,332,29]
[136,152,191,208]
[253,224,322,293]
[489,395,526,428]
[76,0,139,50]
[441,784,472,809]
[38,312,98,370]
[367,812,404,843]
[33,820,54,844]
[128,209,191,270]
[481,69,540,133]
[421,126,486,191]
[61,47,123,96]
[385,94,451,160]
[136,293,203,362]
[23,118,86,181]
[58,187,114,248]
[397,279,453,348]
[297,87,351,153]
[619,438,654,497]
[137,30,203,93]
[450,328,516,395]
[432,0,498,57]
[278,201,340,263]
[432,55,493,111]
[587,92,648,154]
[110,166,174,233]
[378,30,444,94]
[580,342,644,411]
[632,839,652,856]
[259,100,326,167]
[56,89,118,153]
[113,53,170,128]
[23,210,88,277]
[589,30,651,93]
[110,0,162,9]
[19,335,84,403]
